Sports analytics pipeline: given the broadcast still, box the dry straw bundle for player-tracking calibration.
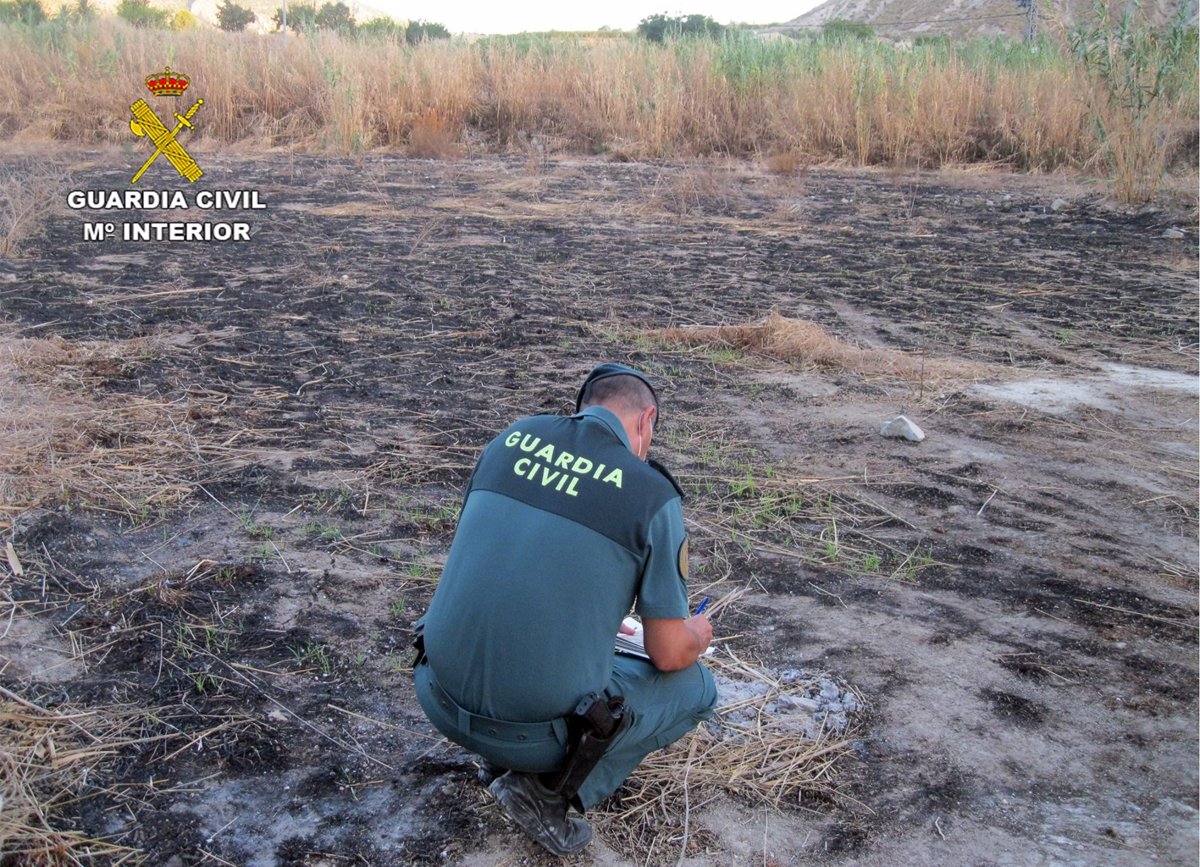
[652,311,987,387]
[0,331,229,518]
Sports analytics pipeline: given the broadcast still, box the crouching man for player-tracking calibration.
[413,363,717,856]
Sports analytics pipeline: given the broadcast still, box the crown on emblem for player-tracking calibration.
[145,66,190,97]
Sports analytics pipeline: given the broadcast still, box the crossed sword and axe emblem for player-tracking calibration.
[129,97,205,184]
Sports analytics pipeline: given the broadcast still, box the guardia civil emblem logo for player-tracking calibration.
[129,66,204,184]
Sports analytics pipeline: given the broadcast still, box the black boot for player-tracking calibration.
[488,771,592,856]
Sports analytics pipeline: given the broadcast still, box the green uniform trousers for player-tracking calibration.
[415,654,718,810]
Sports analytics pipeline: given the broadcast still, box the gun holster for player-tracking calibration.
[411,622,427,669]
[546,691,629,805]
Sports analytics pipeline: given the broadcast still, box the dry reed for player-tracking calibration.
[0,19,1194,181]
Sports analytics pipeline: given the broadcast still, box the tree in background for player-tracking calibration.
[405,19,448,43]
[273,2,315,32]
[272,2,358,34]
[116,0,169,28]
[0,0,46,24]
[217,0,255,31]
[315,1,354,34]
[637,13,724,43]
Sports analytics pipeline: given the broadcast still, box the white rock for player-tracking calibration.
[1163,228,1185,239]
[1050,197,1069,212]
[880,415,926,442]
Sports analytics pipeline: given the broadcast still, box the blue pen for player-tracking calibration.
[693,596,711,616]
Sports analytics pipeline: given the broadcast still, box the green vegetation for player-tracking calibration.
[115,0,167,28]
[356,15,399,38]
[239,508,274,540]
[0,0,45,24]
[637,13,725,43]
[0,14,1194,201]
[1069,0,1198,202]
[289,640,333,675]
[314,1,353,35]
[268,2,444,39]
[404,19,448,43]
[302,519,343,543]
[272,2,314,32]
[216,0,254,32]
[401,560,438,583]
[822,19,875,42]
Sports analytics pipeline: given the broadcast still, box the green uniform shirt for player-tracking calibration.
[421,406,690,723]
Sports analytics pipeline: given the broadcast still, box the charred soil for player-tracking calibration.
[1,153,1196,866]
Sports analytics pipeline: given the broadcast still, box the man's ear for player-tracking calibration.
[643,408,656,446]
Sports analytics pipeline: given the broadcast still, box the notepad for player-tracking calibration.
[615,616,714,660]
[615,617,650,660]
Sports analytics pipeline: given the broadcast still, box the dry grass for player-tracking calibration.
[763,150,808,176]
[0,162,69,258]
[0,20,1194,187]
[407,109,461,159]
[0,684,257,863]
[595,652,863,859]
[651,311,989,386]
[0,688,145,863]
[0,331,232,517]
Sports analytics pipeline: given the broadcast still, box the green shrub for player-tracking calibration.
[913,34,950,49]
[405,19,448,44]
[0,0,46,25]
[358,16,401,39]
[822,19,874,41]
[637,13,724,43]
[170,8,197,29]
[217,0,255,32]
[315,1,354,34]
[273,2,315,32]
[116,0,169,28]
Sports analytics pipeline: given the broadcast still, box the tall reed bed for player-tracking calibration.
[0,19,1195,187]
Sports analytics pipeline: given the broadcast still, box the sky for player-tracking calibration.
[366,1,824,34]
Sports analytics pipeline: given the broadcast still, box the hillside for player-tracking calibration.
[781,0,1194,39]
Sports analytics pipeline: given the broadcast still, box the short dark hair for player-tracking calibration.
[579,373,657,419]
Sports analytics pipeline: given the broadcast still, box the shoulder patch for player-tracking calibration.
[677,537,689,580]
[647,457,685,501]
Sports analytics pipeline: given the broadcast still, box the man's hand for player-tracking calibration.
[642,614,712,672]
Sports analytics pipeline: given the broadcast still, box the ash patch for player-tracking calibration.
[714,668,865,739]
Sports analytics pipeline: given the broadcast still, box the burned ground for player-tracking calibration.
[0,152,1196,865]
